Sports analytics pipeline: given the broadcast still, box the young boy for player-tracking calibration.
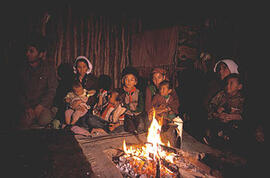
[150,80,180,121]
[203,73,245,147]
[118,66,144,134]
[64,80,95,125]
[150,80,180,147]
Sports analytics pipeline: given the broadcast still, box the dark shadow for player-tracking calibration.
[0,129,95,177]
[53,63,74,123]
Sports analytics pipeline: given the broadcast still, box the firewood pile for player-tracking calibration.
[112,142,217,178]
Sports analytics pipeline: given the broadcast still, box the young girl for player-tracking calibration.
[118,66,144,134]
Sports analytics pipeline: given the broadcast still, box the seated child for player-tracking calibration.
[98,89,126,131]
[149,80,180,147]
[203,73,245,148]
[64,80,95,126]
[118,66,144,134]
[92,74,112,116]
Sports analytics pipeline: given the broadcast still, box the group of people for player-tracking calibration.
[15,34,264,154]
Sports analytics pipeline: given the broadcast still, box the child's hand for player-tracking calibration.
[218,113,242,123]
[25,108,35,120]
[77,105,86,112]
[217,107,225,114]
[87,90,96,97]
[218,113,230,123]
[71,100,82,109]
[231,107,240,113]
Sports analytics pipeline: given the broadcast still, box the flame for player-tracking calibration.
[123,139,127,152]
[122,108,176,164]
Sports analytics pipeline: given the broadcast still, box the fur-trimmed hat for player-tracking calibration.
[73,56,93,74]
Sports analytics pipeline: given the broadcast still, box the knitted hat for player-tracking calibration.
[121,66,139,80]
[214,59,239,74]
[151,67,169,80]
[73,56,93,74]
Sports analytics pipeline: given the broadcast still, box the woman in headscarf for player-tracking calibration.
[203,58,240,110]
[67,56,111,134]
[72,56,98,109]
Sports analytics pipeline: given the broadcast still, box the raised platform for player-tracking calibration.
[75,130,247,177]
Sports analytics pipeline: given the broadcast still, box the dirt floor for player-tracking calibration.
[1,129,95,178]
[0,128,266,178]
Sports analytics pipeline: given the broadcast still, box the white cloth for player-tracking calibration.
[73,56,93,74]
[214,59,239,74]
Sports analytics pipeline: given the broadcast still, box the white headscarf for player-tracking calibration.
[73,56,93,74]
[214,59,239,74]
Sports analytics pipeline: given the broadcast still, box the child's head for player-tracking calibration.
[151,68,168,87]
[158,80,173,97]
[224,73,243,96]
[108,89,120,104]
[72,80,84,96]
[98,74,112,91]
[121,66,138,89]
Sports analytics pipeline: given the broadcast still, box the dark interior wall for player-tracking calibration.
[1,2,242,63]
[0,1,246,90]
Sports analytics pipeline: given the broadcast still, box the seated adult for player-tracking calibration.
[17,34,58,129]
[72,55,98,109]
[67,56,111,134]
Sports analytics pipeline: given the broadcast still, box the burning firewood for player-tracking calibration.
[112,109,215,178]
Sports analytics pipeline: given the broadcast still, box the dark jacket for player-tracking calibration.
[19,60,58,109]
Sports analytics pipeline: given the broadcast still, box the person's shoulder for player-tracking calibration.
[42,60,56,70]
[153,93,161,99]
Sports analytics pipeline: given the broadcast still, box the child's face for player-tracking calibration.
[159,84,172,97]
[73,86,84,96]
[76,61,88,77]
[152,72,165,87]
[226,77,242,96]
[124,74,137,89]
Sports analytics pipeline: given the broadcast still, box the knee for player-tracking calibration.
[38,109,53,126]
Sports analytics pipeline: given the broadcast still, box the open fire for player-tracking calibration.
[112,110,214,177]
